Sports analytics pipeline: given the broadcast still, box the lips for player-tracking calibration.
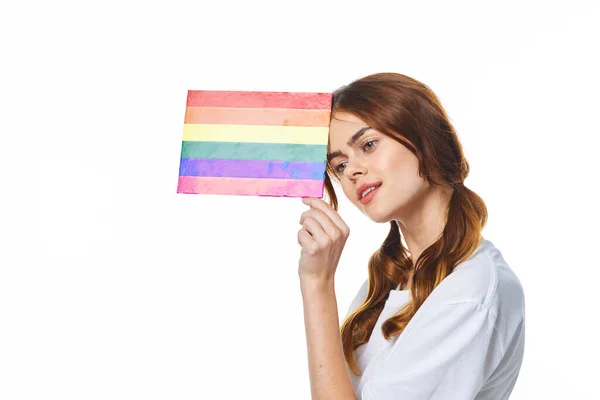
[356,182,382,201]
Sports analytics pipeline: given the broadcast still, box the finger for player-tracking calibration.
[297,228,316,249]
[302,197,349,235]
[300,208,340,240]
[301,217,331,245]
[299,209,312,225]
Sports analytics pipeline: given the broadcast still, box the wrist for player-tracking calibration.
[299,275,335,294]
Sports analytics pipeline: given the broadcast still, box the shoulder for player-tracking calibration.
[427,238,525,321]
[345,239,525,324]
[345,278,369,317]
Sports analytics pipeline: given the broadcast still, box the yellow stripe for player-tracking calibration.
[182,124,329,145]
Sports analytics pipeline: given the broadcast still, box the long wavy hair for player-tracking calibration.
[323,73,488,376]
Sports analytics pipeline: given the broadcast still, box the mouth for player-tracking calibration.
[357,183,382,205]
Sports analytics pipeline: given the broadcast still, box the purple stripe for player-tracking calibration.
[179,158,326,180]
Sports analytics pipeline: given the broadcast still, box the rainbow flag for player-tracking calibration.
[177,90,332,197]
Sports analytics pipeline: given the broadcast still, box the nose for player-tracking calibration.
[343,160,367,179]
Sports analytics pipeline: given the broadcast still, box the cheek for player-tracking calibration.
[387,170,422,195]
[387,169,430,204]
[340,180,357,202]
[387,154,422,183]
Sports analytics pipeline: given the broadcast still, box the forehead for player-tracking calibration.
[330,111,367,129]
[329,112,368,142]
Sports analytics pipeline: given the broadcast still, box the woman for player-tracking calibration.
[297,72,525,400]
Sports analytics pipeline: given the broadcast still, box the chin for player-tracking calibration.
[360,206,395,224]
[354,192,401,224]
[369,214,394,224]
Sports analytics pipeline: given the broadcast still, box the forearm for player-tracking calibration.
[300,278,357,400]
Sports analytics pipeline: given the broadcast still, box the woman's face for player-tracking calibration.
[327,111,431,223]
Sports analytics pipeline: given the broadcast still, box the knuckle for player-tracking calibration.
[299,211,308,223]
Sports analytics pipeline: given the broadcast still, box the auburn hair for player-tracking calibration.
[323,73,488,375]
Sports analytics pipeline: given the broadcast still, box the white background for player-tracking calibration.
[1,0,599,399]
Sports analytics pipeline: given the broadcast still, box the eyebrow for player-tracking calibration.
[327,126,372,162]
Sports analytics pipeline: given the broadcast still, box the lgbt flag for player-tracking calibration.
[176,90,333,197]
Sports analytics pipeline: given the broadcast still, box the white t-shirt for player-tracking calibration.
[344,238,525,400]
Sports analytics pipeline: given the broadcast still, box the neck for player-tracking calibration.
[394,184,454,266]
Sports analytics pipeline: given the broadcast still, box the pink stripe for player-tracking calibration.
[177,176,324,198]
[186,91,332,110]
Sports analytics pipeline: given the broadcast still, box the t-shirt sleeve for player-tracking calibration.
[360,302,500,400]
[345,279,369,318]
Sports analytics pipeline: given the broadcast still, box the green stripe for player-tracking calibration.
[180,141,328,162]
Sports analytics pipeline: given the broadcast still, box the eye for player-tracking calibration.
[332,140,378,175]
[334,162,347,174]
[362,139,378,151]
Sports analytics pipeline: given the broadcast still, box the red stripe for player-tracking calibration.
[186,91,332,110]
[177,176,324,198]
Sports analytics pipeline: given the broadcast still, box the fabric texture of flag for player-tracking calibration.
[177,90,333,197]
